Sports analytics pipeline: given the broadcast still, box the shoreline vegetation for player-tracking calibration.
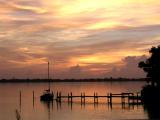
[138,45,160,119]
[0,78,146,83]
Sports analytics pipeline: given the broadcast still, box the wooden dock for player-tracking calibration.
[18,91,142,111]
[55,92,142,105]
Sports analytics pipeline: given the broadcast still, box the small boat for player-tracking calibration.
[40,62,53,101]
[40,89,53,101]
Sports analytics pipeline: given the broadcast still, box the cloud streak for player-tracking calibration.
[0,0,160,78]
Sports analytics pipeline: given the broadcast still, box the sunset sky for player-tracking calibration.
[0,0,160,79]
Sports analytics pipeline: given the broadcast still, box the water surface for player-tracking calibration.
[0,82,149,120]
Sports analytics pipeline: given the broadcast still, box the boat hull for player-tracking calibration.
[40,93,53,101]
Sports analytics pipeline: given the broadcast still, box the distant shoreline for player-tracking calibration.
[0,78,146,83]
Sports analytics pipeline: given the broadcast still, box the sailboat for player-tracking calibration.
[40,62,53,101]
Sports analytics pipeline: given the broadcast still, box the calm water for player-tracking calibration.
[0,82,150,120]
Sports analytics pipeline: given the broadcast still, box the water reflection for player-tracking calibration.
[41,101,53,120]
[0,82,148,120]
[29,97,147,120]
[41,100,144,113]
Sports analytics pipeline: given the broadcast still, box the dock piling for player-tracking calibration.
[33,91,35,108]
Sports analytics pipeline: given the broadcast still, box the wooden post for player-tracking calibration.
[110,93,112,104]
[123,94,125,104]
[96,93,98,103]
[56,91,58,101]
[84,92,85,104]
[81,93,83,104]
[19,91,21,110]
[68,93,70,103]
[33,91,35,108]
[71,92,72,103]
[107,93,109,104]
[132,93,134,104]
[59,92,61,103]
[70,93,73,110]
[94,92,95,104]
[33,91,34,101]
[52,91,54,100]
[121,93,123,104]
[110,93,112,109]
[128,94,130,104]
[137,92,139,104]
[121,93,125,108]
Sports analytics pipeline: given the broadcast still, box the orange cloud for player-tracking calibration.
[0,0,160,78]
[9,57,48,66]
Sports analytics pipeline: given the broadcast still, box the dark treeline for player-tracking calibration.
[0,78,146,83]
[139,45,160,120]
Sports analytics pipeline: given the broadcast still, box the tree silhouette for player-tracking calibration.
[139,45,160,86]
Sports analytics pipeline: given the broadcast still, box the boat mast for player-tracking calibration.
[48,61,50,91]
